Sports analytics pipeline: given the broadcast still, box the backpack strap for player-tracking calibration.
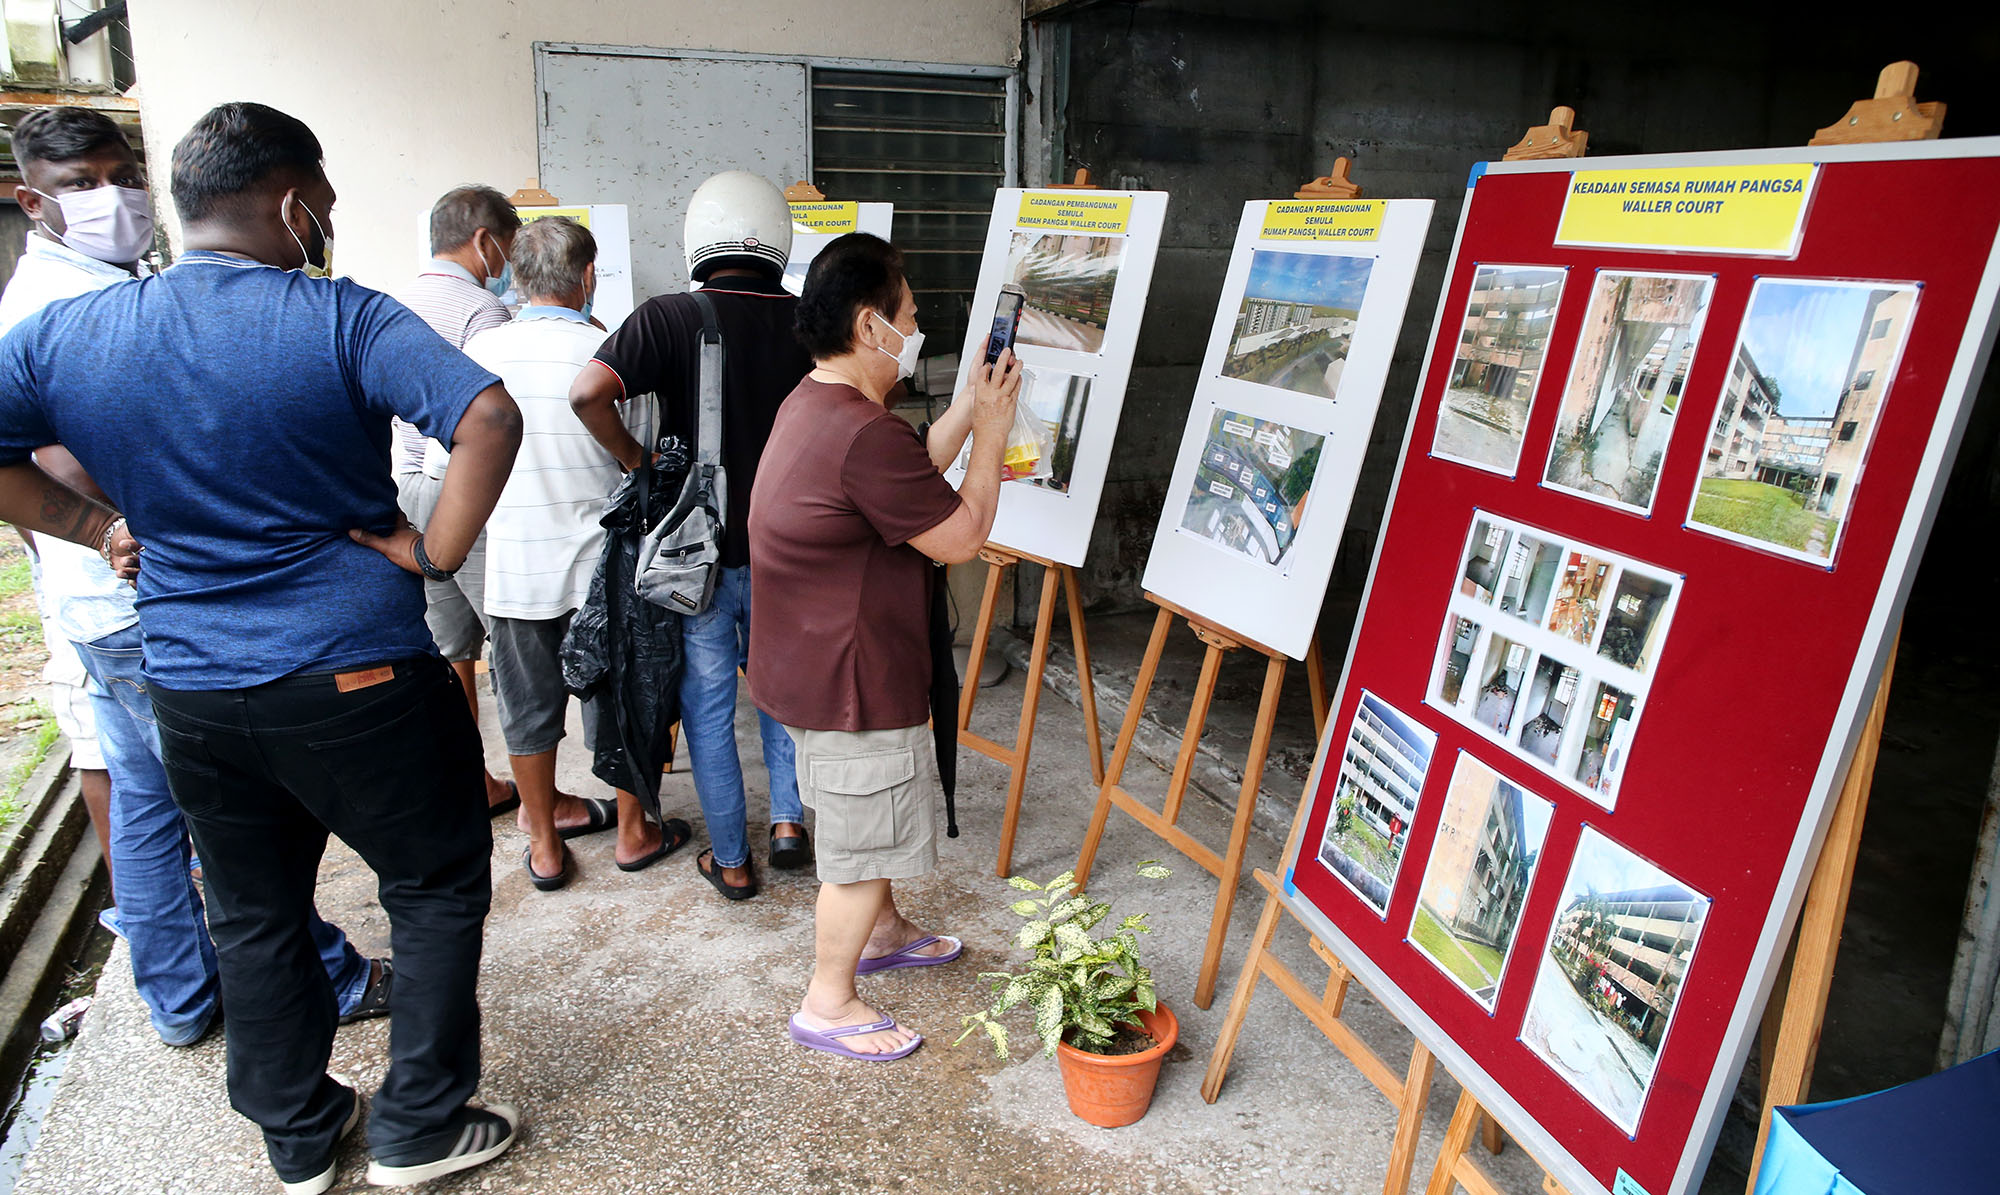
[689,291,725,470]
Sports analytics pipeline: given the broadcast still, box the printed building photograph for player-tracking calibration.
[1004,231,1126,353]
[1316,692,1438,914]
[1473,635,1529,734]
[1575,681,1638,796]
[1516,656,1581,766]
[1014,367,1093,493]
[1544,271,1715,513]
[1522,829,1710,1133]
[1220,249,1374,400]
[1690,279,1919,562]
[1176,408,1324,566]
[1459,518,1512,603]
[1437,614,1482,706]
[1495,530,1563,624]
[1546,551,1612,646]
[1432,265,1568,474]
[1409,753,1553,1007]
[1597,569,1674,674]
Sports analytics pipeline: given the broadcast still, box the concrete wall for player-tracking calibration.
[1048,4,2000,646]
[124,0,1022,289]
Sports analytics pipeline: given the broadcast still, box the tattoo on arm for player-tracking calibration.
[41,483,93,540]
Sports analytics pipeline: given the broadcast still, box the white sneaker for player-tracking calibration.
[278,1082,363,1195]
[365,1102,519,1187]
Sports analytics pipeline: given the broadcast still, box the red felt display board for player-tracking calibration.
[1286,144,2000,1195]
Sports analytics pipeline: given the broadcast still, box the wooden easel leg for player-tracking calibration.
[1481,1112,1504,1156]
[1075,605,1174,887]
[957,558,1007,732]
[1424,1090,1486,1195]
[1195,653,1289,1009]
[1383,1040,1437,1195]
[1200,885,1285,1103]
[1060,563,1106,785]
[1161,643,1227,827]
[995,564,1063,878]
[1307,630,1331,737]
[1745,643,1898,1192]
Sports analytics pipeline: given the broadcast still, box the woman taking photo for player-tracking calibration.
[748,233,1021,1060]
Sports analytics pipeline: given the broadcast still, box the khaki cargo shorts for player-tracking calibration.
[784,722,941,885]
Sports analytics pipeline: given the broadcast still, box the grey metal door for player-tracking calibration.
[537,48,810,302]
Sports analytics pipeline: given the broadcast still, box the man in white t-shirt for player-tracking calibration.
[464,216,684,889]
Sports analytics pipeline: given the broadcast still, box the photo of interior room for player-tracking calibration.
[1460,519,1512,603]
[1517,656,1581,765]
[1547,551,1612,645]
[1439,614,1483,705]
[1496,532,1564,624]
[1598,569,1674,673]
[1474,636,1530,734]
[1576,681,1638,795]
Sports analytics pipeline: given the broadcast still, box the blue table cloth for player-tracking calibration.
[1754,1048,1999,1195]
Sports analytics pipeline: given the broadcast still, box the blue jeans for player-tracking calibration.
[73,624,369,1045]
[680,566,802,869]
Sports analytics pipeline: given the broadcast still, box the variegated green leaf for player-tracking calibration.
[1006,875,1043,891]
[1053,921,1093,961]
[1048,896,1090,924]
[1136,860,1173,880]
[1009,899,1042,917]
[1015,920,1052,950]
[1034,983,1066,1056]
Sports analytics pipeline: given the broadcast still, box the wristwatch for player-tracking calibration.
[412,534,457,582]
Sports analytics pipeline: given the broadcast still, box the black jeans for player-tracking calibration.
[150,654,491,1180]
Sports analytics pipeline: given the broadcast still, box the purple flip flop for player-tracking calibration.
[788,1013,923,1061]
[855,935,963,976]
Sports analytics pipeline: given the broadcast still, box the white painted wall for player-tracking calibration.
[125,1,1021,289]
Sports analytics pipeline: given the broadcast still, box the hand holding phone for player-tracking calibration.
[985,285,1026,365]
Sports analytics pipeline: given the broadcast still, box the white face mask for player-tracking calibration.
[871,311,924,379]
[34,184,153,264]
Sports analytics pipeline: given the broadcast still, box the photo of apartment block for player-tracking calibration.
[1432,265,1568,474]
[1691,279,1919,562]
[1409,752,1553,1007]
[1522,828,1710,1133]
[1317,691,1438,914]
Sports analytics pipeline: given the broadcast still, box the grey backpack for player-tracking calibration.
[636,291,726,616]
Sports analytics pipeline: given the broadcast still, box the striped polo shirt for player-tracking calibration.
[464,307,652,620]
[389,258,509,475]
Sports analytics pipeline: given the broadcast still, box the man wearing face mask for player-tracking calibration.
[0,105,394,1051]
[569,170,813,900]
[392,186,573,827]
[0,102,524,1191]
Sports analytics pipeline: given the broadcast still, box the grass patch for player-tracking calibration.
[1412,905,1499,992]
[0,699,59,831]
[0,552,31,600]
[1692,479,1838,552]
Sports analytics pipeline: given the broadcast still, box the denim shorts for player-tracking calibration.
[785,722,940,884]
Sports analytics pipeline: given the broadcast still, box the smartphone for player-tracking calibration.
[985,286,1026,364]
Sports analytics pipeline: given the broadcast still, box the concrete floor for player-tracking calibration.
[12,669,1559,1195]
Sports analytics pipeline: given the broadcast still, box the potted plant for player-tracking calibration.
[957,862,1178,1128]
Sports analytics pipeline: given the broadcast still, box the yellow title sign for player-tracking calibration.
[1017,191,1132,234]
[789,201,859,235]
[518,205,592,230]
[1555,164,1818,255]
[1260,199,1385,242]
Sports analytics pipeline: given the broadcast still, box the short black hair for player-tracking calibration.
[794,233,907,359]
[10,107,132,170]
[170,101,324,224]
[430,184,520,255]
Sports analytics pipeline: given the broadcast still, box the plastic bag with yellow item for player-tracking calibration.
[999,382,1052,483]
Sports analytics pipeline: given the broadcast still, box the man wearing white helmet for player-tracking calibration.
[570,170,811,900]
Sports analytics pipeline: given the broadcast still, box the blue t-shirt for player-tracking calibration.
[0,251,499,688]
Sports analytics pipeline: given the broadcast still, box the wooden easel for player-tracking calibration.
[1073,590,1330,1009]
[1423,65,1937,1195]
[957,166,1110,876]
[958,543,1106,876]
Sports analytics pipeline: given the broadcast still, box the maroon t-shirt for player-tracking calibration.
[749,377,962,731]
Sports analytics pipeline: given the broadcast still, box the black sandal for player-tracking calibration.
[524,843,572,892]
[617,818,693,873]
[556,796,617,840]
[769,824,812,871]
[697,848,758,901]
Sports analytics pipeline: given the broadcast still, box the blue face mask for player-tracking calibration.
[477,238,511,298]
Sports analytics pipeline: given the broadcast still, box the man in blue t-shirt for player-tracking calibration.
[0,102,525,1194]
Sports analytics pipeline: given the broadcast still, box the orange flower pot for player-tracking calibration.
[1054,1003,1179,1128]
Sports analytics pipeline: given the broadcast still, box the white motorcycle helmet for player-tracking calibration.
[684,170,792,282]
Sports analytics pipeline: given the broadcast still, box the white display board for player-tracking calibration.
[411,203,637,330]
[783,201,895,295]
[1140,198,1434,659]
[945,188,1170,567]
